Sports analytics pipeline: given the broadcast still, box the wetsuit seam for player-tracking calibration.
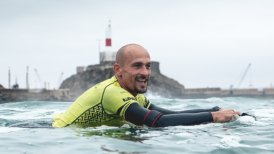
[143,110,152,123]
[151,113,163,127]
[70,79,117,125]
[119,102,133,117]
[100,80,118,114]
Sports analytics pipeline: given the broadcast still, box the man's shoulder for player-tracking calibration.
[136,94,148,99]
[136,94,150,108]
[95,76,118,89]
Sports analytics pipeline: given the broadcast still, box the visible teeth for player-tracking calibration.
[137,79,146,82]
[136,76,148,82]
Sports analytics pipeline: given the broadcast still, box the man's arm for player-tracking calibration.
[125,103,240,127]
[149,104,221,114]
[125,103,213,127]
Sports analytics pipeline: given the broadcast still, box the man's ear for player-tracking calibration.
[113,63,122,77]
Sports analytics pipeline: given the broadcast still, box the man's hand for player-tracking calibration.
[211,109,241,123]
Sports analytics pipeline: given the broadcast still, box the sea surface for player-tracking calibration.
[1,96,274,154]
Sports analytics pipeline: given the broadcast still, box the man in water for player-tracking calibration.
[53,44,240,128]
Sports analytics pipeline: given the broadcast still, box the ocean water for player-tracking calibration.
[1,96,274,154]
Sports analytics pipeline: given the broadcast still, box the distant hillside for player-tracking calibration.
[60,61,185,99]
[0,84,4,89]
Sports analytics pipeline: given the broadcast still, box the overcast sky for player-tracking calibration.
[1,0,274,89]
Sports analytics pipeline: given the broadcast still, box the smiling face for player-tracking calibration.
[114,44,151,96]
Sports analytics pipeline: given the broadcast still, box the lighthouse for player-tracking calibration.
[99,20,116,63]
[105,21,112,47]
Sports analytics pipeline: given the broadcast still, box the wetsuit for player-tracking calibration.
[126,104,220,127]
[53,76,151,128]
[52,76,220,128]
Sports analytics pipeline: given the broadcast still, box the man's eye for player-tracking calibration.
[133,63,142,68]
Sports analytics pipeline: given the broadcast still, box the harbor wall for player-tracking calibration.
[181,87,274,99]
[0,89,71,103]
[1,87,274,103]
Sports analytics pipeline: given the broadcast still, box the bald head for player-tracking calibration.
[113,44,151,96]
[115,44,150,66]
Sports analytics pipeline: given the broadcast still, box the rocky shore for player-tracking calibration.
[0,61,186,103]
[2,61,274,103]
[60,61,185,99]
[60,61,274,100]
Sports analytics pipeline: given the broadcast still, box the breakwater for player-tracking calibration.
[1,86,274,103]
[2,60,274,103]
[181,87,274,98]
[0,89,71,103]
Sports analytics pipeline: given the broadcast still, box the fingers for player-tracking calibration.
[235,110,241,115]
[231,114,240,121]
[223,109,241,115]
[211,108,241,123]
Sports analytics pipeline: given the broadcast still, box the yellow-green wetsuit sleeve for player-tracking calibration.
[136,94,151,109]
[102,86,150,119]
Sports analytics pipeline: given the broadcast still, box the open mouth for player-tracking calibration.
[136,76,148,83]
[135,76,149,87]
[136,78,147,82]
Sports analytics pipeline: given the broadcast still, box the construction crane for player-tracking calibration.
[237,63,252,88]
[26,66,30,89]
[57,72,64,89]
[8,67,11,89]
[34,68,43,89]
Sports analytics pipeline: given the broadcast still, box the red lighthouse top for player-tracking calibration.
[105,20,112,47]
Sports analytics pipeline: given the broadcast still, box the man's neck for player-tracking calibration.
[115,75,137,96]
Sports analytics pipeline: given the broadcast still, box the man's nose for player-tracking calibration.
[140,66,151,76]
